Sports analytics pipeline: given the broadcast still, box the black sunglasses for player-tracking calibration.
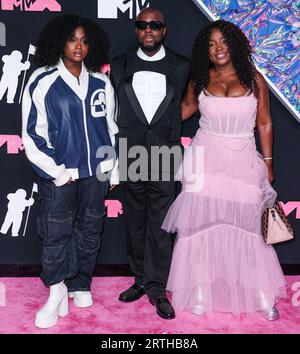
[135,20,165,31]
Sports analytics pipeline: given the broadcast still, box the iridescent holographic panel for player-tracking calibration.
[192,0,300,122]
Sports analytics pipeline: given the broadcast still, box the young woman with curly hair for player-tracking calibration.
[22,15,118,328]
[162,20,287,320]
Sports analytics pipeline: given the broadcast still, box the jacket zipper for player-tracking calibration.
[82,101,92,176]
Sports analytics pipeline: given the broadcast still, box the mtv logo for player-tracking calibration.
[105,199,123,218]
[0,22,6,46]
[0,135,24,154]
[1,0,61,12]
[181,137,192,148]
[101,63,111,76]
[98,0,150,19]
[280,202,300,219]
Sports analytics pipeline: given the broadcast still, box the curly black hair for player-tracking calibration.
[191,20,257,97]
[35,14,109,72]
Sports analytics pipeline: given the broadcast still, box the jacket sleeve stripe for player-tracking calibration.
[22,69,69,181]
[104,75,119,184]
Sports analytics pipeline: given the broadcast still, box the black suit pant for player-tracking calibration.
[121,180,176,299]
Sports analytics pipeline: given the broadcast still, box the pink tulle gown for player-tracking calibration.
[162,89,287,317]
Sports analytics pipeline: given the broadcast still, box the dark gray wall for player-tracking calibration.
[0,0,298,265]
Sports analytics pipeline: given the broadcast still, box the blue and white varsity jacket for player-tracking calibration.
[22,59,119,186]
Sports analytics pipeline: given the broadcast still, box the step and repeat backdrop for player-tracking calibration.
[0,0,299,266]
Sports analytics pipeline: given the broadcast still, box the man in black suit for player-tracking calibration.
[111,7,189,320]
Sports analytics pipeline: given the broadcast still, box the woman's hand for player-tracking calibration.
[66,178,74,185]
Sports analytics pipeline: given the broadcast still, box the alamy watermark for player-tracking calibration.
[291,281,300,307]
[0,22,6,47]
[96,138,204,191]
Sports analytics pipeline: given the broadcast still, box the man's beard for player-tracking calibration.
[139,38,164,53]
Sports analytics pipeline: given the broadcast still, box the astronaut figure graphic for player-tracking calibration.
[0,189,34,237]
[0,50,30,104]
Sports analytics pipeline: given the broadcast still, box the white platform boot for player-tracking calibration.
[68,291,93,308]
[258,291,279,321]
[191,287,206,315]
[35,281,69,328]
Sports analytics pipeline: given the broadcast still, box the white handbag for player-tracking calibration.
[262,201,294,245]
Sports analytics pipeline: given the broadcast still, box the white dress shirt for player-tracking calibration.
[132,46,167,124]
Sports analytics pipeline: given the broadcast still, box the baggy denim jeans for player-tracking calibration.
[37,176,108,291]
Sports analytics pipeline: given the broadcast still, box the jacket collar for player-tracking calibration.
[124,47,176,81]
[57,58,89,100]
[136,46,166,61]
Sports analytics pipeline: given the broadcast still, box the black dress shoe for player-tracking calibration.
[119,284,145,302]
[150,297,175,320]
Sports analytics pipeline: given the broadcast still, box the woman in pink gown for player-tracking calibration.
[162,20,287,320]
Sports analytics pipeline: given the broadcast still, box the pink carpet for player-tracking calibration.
[0,276,299,334]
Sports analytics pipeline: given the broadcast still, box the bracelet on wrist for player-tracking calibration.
[263,157,273,161]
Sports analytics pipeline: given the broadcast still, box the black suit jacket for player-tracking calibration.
[111,47,190,178]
